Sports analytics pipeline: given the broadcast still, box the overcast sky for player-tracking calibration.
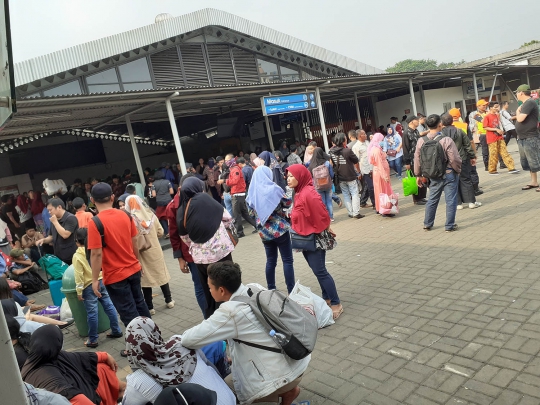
[10,0,540,70]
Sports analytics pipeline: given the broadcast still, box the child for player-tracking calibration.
[72,197,93,228]
[21,222,44,263]
[9,248,47,284]
[72,228,123,347]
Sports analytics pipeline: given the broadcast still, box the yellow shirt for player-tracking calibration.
[72,246,102,295]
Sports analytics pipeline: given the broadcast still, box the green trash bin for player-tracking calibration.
[61,265,111,337]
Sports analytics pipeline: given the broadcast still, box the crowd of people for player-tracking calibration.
[0,83,538,404]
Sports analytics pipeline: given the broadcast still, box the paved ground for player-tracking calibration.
[31,143,540,405]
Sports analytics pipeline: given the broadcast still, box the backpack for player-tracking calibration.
[16,270,47,295]
[38,254,69,280]
[233,288,318,360]
[420,134,447,179]
[312,163,332,191]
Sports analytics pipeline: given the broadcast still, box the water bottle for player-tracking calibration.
[269,329,289,346]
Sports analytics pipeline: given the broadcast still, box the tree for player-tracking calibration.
[521,40,540,48]
[386,59,466,73]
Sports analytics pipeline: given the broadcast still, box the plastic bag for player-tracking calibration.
[402,170,418,196]
[38,305,60,321]
[60,298,72,321]
[43,179,68,196]
[379,193,399,215]
[289,281,334,329]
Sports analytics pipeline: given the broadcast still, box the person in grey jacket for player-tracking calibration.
[182,261,309,405]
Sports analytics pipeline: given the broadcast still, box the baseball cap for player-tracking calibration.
[9,248,25,258]
[406,115,419,124]
[476,99,489,107]
[91,182,113,200]
[516,84,531,92]
[448,108,461,119]
[72,197,85,209]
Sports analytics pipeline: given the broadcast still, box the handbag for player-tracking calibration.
[402,170,419,196]
[290,230,316,251]
[386,149,397,157]
[183,199,238,247]
[136,232,152,252]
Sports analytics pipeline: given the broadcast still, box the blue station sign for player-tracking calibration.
[261,92,317,116]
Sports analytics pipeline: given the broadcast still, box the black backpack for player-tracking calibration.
[420,134,447,179]
[16,271,47,295]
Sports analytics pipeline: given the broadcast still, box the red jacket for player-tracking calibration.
[165,193,193,262]
[226,165,247,195]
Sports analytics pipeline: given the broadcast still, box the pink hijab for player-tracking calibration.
[368,133,384,157]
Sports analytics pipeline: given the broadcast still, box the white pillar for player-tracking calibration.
[473,73,480,103]
[354,92,363,130]
[264,115,275,151]
[125,115,146,188]
[489,72,498,102]
[526,68,531,86]
[408,78,418,116]
[165,97,187,176]
[315,86,330,153]
[0,309,28,405]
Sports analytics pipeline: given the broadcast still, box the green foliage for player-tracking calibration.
[521,40,540,48]
[386,59,466,73]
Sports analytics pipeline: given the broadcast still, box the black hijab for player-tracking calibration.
[154,383,217,405]
[177,177,224,244]
[21,325,100,403]
[1,298,18,316]
[308,147,330,173]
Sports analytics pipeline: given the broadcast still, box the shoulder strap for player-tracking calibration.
[232,339,282,354]
[90,216,106,248]
[183,199,192,229]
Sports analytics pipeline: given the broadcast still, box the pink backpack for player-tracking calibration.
[312,164,332,191]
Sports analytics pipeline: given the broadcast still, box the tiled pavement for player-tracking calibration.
[32,143,540,404]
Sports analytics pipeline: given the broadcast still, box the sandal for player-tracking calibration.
[331,304,344,320]
[522,185,538,190]
[85,340,99,348]
[107,332,124,339]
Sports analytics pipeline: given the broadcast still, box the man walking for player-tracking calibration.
[237,157,253,191]
[469,100,489,171]
[352,130,375,208]
[482,101,520,175]
[330,133,364,219]
[441,113,481,210]
[500,101,518,146]
[514,84,540,191]
[286,145,303,166]
[414,114,462,232]
[225,154,257,237]
[402,115,428,205]
[88,183,151,337]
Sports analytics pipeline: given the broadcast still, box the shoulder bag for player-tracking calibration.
[290,229,316,251]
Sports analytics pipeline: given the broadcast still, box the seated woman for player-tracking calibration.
[1,298,74,333]
[21,325,126,405]
[6,313,31,369]
[123,317,235,405]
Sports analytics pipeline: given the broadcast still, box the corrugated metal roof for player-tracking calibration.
[459,43,540,68]
[14,8,384,87]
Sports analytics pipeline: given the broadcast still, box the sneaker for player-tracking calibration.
[469,202,482,209]
[353,214,365,219]
[489,172,500,175]
[456,204,464,210]
[167,300,175,309]
[508,169,520,174]
[423,226,431,231]
[331,218,335,222]
[414,200,427,205]
[446,224,458,233]
[149,309,156,315]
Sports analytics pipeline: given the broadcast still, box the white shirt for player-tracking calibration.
[352,140,373,174]
[500,109,516,131]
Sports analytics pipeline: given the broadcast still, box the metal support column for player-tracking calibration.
[315,86,330,152]
[0,309,28,405]
[353,92,363,130]
[264,115,275,151]
[165,94,187,175]
[500,76,519,102]
[371,95,380,129]
[125,115,146,188]
[526,68,531,86]
[489,72,498,102]
[418,84,427,115]
[473,73,480,103]
[408,78,418,116]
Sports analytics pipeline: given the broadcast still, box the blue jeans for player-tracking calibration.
[317,189,334,219]
[424,171,459,230]
[12,289,28,306]
[188,261,207,316]
[302,249,340,305]
[388,156,403,178]
[222,192,233,217]
[339,180,360,216]
[262,231,295,293]
[105,271,151,327]
[82,280,122,342]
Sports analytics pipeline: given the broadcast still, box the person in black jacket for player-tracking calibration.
[402,116,428,205]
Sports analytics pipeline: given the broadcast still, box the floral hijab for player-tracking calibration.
[125,195,156,235]
[126,317,197,387]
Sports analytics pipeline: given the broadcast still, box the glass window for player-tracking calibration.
[119,58,152,82]
[87,83,121,93]
[43,80,82,97]
[86,68,119,84]
[257,59,280,83]
[123,82,153,91]
[279,65,300,81]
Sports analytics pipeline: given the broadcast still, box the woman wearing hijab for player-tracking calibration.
[154,384,218,405]
[286,164,343,320]
[308,147,335,221]
[279,141,290,160]
[369,133,395,217]
[258,151,287,191]
[273,151,289,172]
[16,194,33,229]
[6,313,32,369]
[246,166,295,293]
[303,141,318,165]
[124,317,234,405]
[21,325,124,405]
[205,158,216,194]
[28,190,46,234]
[177,177,235,319]
[384,127,404,180]
[2,298,74,333]
[125,195,174,314]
